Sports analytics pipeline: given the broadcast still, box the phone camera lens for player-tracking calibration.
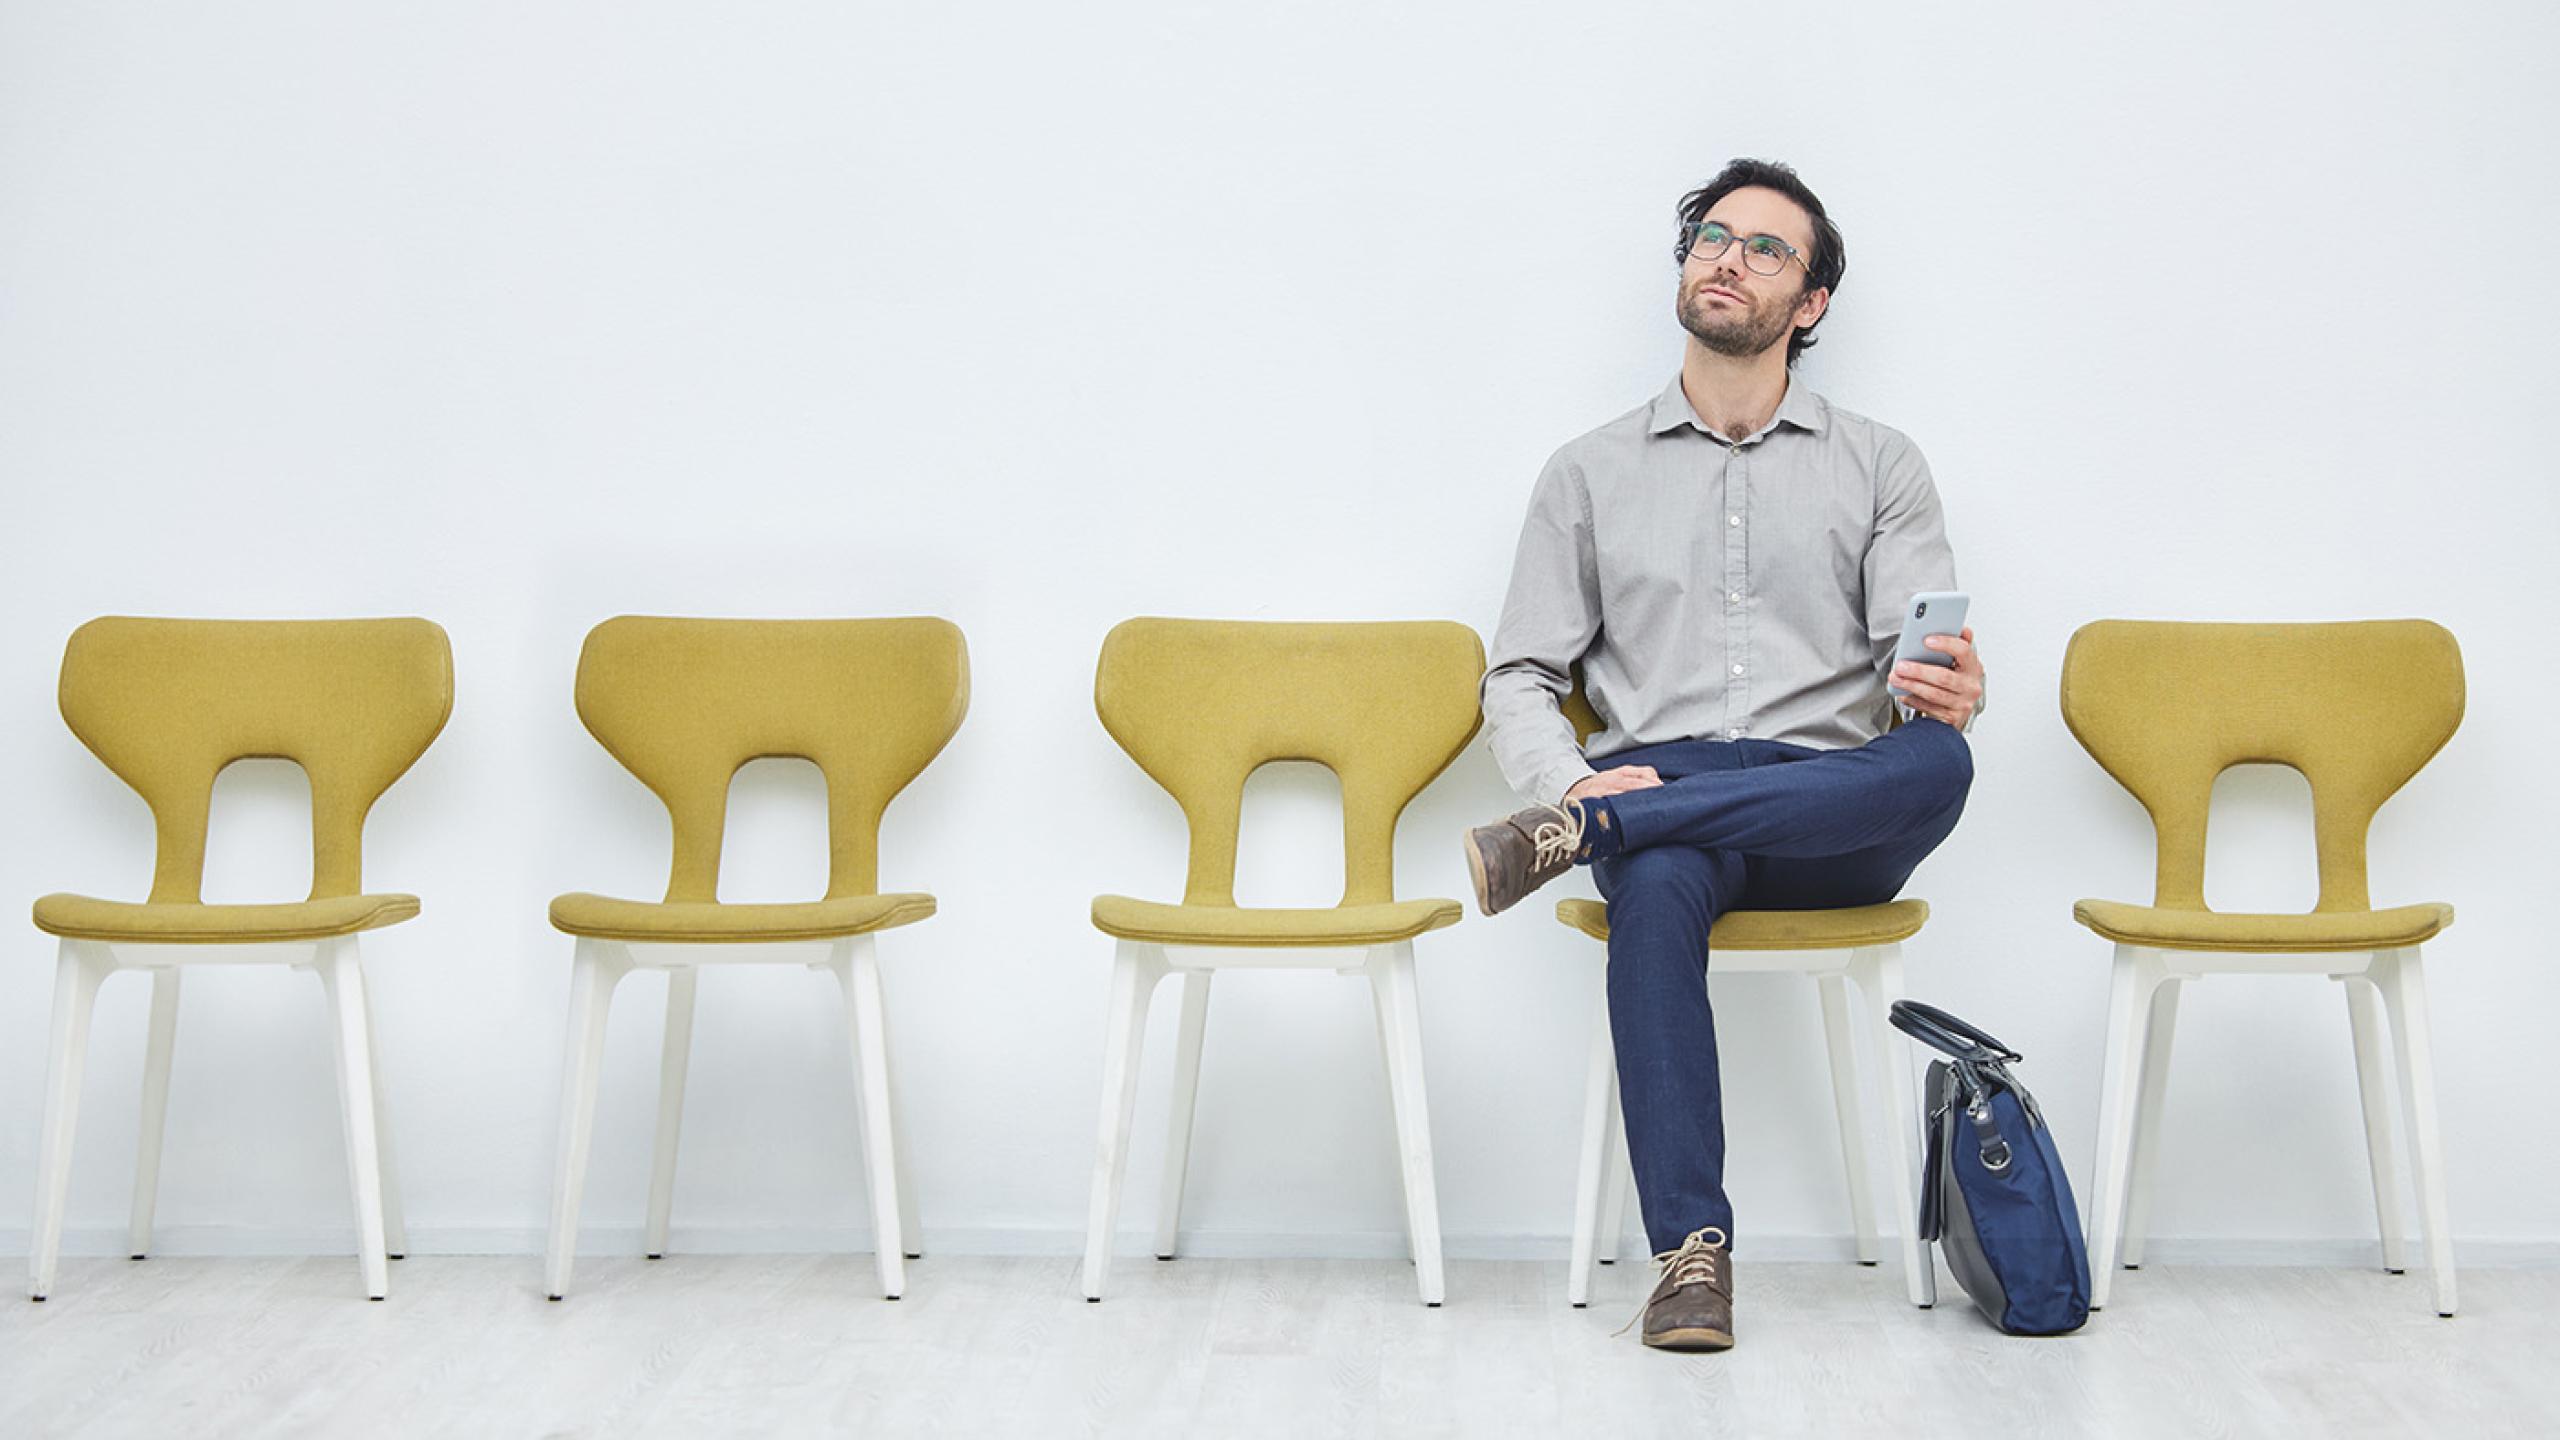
[1915,602,1928,617]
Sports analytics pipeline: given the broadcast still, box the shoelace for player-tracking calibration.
[1611,1226,1730,1337]
[1527,802,1586,868]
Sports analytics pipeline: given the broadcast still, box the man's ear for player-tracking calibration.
[1795,286,1830,330]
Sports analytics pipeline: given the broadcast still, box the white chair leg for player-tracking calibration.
[1365,962,1422,1265]
[2086,944,2165,1310]
[1368,942,1445,1307]
[1817,971,1880,1265]
[2341,972,2409,1273]
[1081,941,1163,1301]
[881,991,922,1261]
[545,938,626,1301]
[31,941,110,1301]
[1596,1084,1630,1265]
[2377,949,2457,1316]
[644,966,699,1261]
[317,942,391,1300]
[1567,994,1615,1308]
[2120,976,2185,1270]
[1852,945,1933,1308]
[354,954,407,1262]
[1153,970,1213,1261]
[128,967,182,1261]
[833,936,907,1300]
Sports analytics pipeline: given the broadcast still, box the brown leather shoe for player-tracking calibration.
[1461,802,1588,916]
[1637,1227,1734,1351]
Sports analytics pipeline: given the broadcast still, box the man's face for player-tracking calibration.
[1675,185,1827,359]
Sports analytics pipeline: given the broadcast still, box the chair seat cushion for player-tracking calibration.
[2072,899,2454,953]
[1556,897,1929,950]
[33,892,423,944]
[1091,895,1462,948]
[549,892,937,943]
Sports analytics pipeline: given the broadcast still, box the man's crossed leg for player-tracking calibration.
[1459,719,1972,1349]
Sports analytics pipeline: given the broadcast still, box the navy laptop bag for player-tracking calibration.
[1891,1000,2091,1336]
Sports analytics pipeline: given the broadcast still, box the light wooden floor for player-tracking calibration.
[1,1253,2550,1438]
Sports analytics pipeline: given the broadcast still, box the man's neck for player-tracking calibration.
[1679,343,1792,443]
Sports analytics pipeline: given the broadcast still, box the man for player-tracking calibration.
[1464,158,1987,1352]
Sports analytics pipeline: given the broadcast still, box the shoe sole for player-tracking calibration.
[1642,1326,1734,1352]
[1460,827,1499,916]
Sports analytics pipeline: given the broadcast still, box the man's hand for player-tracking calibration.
[1893,626,1985,729]
[1567,765,1664,803]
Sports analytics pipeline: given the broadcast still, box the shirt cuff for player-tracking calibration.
[1534,755,1599,809]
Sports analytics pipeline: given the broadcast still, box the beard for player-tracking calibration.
[1677,278,1801,359]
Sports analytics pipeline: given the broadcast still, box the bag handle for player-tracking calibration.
[1890,999,2021,1065]
[1895,1001,2043,1160]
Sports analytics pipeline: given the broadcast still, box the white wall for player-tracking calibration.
[4,0,2554,1264]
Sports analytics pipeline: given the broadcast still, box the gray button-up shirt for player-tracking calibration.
[1481,374,1975,807]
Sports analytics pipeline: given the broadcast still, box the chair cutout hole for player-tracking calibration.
[2202,763,2319,913]
[718,757,831,903]
[199,759,315,902]
[1233,760,1348,908]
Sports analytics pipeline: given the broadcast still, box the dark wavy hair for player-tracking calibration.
[1674,158,1846,367]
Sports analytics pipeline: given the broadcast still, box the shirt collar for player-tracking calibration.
[1645,372,1829,441]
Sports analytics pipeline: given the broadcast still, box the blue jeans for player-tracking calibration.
[1586,717,1973,1254]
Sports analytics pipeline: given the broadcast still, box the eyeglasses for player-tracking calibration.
[1680,220,1809,278]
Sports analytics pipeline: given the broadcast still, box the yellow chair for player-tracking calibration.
[2063,619,2463,1316]
[1080,618,1483,1306]
[1549,685,1935,1309]
[542,617,966,1302]
[29,617,453,1301]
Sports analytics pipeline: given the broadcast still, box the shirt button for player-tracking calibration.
[1728,728,1743,739]
[1727,515,1741,527]
[1730,664,1745,676]
[1727,591,1742,603]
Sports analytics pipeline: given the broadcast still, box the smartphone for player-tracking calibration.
[1888,591,1970,698]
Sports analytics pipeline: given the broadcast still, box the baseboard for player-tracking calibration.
[6,1225,2557,1268]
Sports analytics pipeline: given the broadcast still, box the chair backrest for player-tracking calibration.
[58,617,455,904]
[1563,679,1604,746]
[574,616,968,902]
[1095,618,1485,908]
[2059,619,2463,913]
